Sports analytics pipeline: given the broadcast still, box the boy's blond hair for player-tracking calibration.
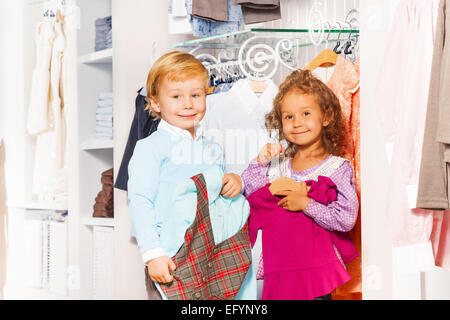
[145,51,209,119]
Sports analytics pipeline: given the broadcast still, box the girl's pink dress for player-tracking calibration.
[247,182,357,300]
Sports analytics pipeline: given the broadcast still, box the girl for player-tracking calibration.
[241,69,359,300]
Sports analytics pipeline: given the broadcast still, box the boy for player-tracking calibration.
[127,51,254,299]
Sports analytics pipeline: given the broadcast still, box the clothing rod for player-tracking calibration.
[28,0,65,6]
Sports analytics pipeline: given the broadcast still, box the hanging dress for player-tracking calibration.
[327,55,362,298]
[375,0,439,273]
[27,19,54,136]
[30,20,68,204]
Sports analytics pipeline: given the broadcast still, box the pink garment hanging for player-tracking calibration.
[375,0,439,261]
[415,209,450,271]
[327,56,362,296]
[432,211,450,270]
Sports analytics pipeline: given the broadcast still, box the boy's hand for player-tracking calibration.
[257,143,285,164]
[221,173,242,198]
[276,182,310,212]
[146,256,176,284]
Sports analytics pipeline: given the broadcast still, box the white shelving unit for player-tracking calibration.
[79,48,113,64]
[9,0,115,300]
[7,201,68,212]
[81,217,115,227]
[71,0,114,299]
[3,286,72,300]
[80,138,114,151]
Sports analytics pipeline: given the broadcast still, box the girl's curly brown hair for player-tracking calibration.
[265,69,349,158]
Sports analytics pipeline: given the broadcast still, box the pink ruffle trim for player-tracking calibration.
[261,261,352,300]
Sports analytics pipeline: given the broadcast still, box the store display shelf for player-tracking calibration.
[172,28,359,49]
[79,48,113,64]
[82,217,115,227]
[3,286,70,300]
[7,201,68,212]
[80,138,114,150]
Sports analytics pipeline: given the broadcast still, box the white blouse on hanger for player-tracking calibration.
[202,78,278,176]
[375,0,439,273]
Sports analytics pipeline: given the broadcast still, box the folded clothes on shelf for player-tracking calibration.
[233,0,281,24]
[94,202,113,212]
[96,107,113,115]
[96,114,113,121]
[95,16,112,51]
[93,168,114,218]
[95,133,113,140]
[96,120,113,128]
[95,190,113,203]
[95,16,111,26]
[98,99,113,108]
[99,92,113,100]
[105,30,112,48]
[96,126,113,134]
[186,0,244,37]
[95,93,113,140]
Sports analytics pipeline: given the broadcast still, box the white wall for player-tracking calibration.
[0,0,38,297]
[112,0,194,299]
[0,0,5,141]
[0,0,29,204]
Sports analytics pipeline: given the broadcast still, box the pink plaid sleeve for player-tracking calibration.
[241,158,270,197]
[303,161,359,232]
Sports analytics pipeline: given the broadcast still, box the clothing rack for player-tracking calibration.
[205,58,247,86]
[175,8,359,81]
[308,6,359,46]
[41,0,66,17]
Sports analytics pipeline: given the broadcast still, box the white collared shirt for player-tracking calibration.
[202,79,278,175]
[157,118,204,141]
[229,78,278,115]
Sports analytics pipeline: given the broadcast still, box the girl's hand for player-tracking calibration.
[276,182,310,211]
[146,256,177,284]
[257,143,285,164]
[221,173,242,198]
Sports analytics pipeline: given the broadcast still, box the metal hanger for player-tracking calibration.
[323,21,332,49]
[333,22,343,54]
[343,22,354,55]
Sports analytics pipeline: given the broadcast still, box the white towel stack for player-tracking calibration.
[96,92,113,140]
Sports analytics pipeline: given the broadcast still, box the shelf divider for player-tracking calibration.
[80,138,114,151]
[82,217,115,227]
[79,48,113,64]
[7,201,68,212]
